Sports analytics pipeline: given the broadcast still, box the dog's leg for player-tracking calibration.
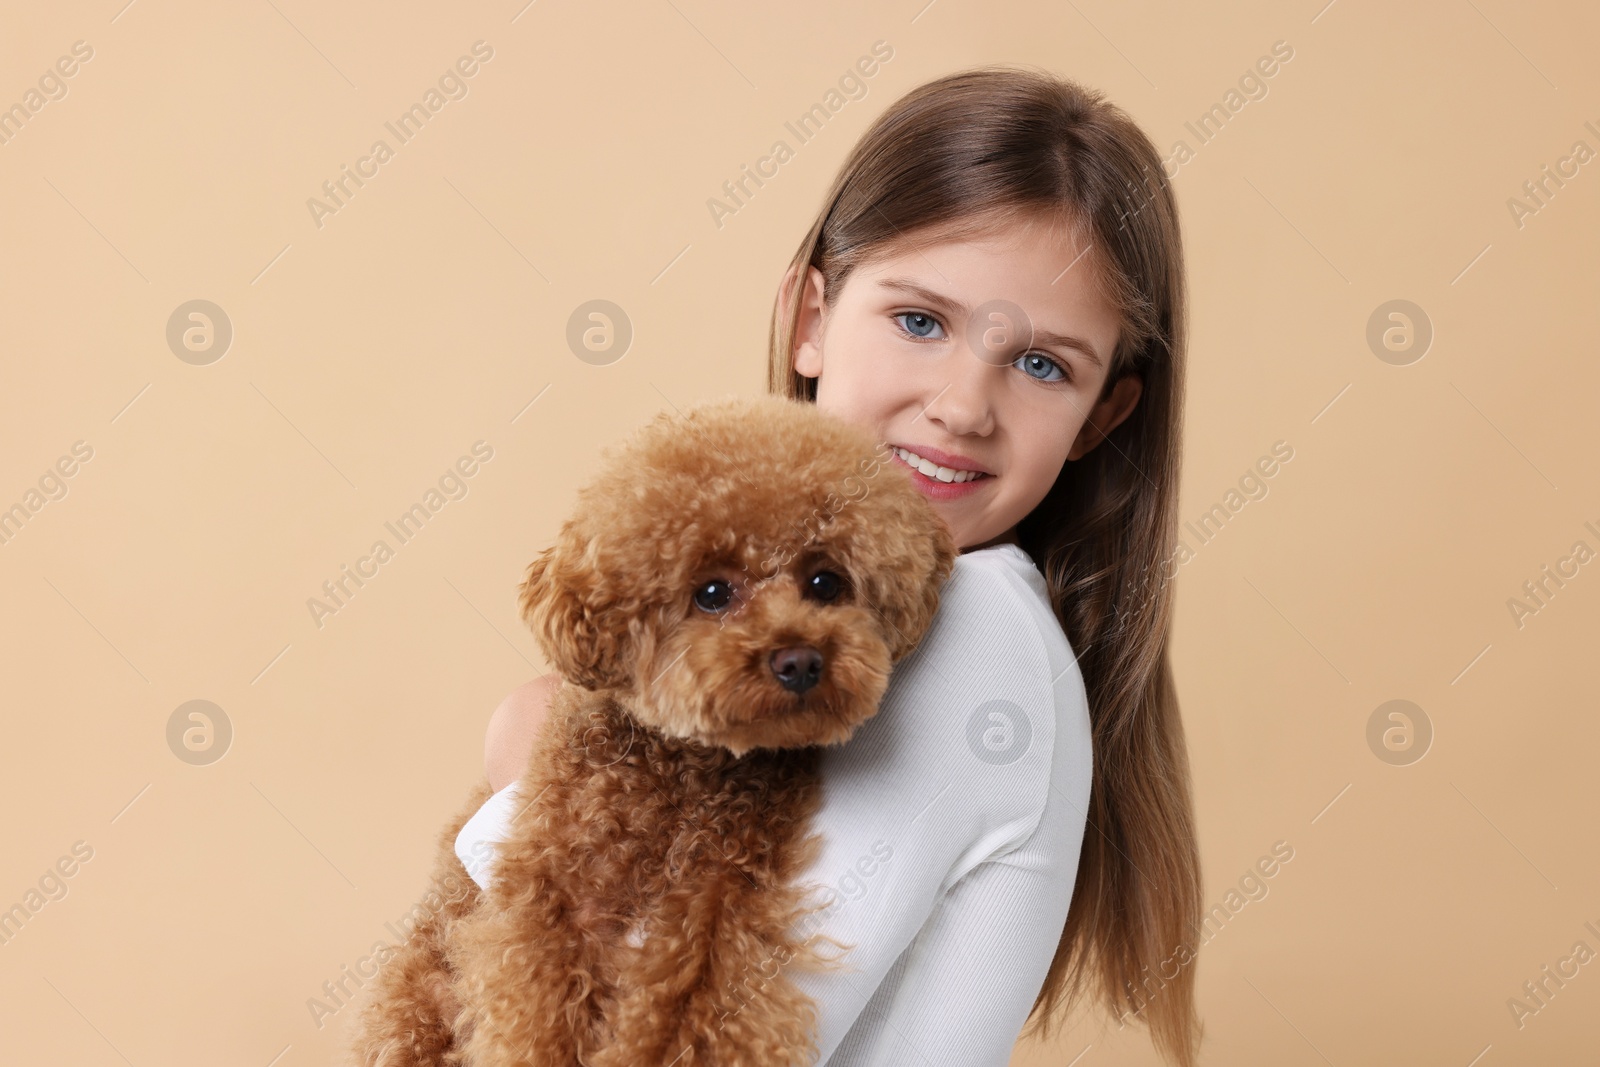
[344,780,491,1067]
[593,868,828,1067]
[448,860,619,1066]
[446,771,623,1064]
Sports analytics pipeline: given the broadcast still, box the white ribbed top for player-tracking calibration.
[455,542,1093,1065]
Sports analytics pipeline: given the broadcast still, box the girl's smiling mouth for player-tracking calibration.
[888,444,994,499]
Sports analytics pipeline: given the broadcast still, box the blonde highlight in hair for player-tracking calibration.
[767,66,1203,1066]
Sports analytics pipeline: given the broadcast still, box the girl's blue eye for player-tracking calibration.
[895,311,942,339]
[894,309,1071,384]
[1017,352,1069,383]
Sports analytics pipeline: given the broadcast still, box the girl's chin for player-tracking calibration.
[932,507,998,552]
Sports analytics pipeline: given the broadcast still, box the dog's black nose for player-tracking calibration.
[770,646,824,693]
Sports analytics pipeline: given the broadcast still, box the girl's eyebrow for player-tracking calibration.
[876,277,1105,370]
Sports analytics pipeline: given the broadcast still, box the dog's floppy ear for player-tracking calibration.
[856,518,960,663]
[518,542,634,692]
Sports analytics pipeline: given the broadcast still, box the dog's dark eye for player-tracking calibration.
[693,579,735,613]
[806,571,845,603]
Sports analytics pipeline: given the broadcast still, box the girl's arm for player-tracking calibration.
[819,785,1086,1066]
[785,547,1091,1064]
[456,675,559,889]
[484,673,560,791]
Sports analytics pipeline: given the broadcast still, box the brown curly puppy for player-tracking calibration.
[348,393,955,1066]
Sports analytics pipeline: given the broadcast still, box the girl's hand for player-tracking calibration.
[484,673,560,790]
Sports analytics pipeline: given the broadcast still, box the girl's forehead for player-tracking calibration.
[857,223,1093,283]
[868,208,1086,259]
[849,229,1107,307]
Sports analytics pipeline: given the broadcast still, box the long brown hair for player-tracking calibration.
[767,66,1203,1065]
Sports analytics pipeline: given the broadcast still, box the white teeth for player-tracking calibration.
[892,446,986,483]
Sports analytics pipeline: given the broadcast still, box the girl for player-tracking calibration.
[460,66,1202,1065]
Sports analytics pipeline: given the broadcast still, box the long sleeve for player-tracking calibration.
[779,546,1090,1064]
[455,776,525,889]
[817,764,1089,1065]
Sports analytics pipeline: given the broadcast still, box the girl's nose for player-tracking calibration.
[920,347,999,438]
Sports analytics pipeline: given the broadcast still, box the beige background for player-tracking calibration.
[2,0,1596,1063]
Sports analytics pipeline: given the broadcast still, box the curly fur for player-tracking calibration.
[346,782,492,1067]
[347,394,956,1065]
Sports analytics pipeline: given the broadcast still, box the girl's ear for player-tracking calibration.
[785,265,828,378]
[1068,373,1143,461]
[518,546,632,692]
